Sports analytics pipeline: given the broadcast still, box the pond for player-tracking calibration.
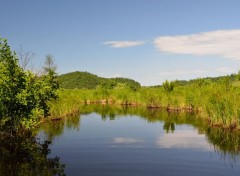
[1,105,240,175]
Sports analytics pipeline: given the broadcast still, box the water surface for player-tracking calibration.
[38,105,240,176]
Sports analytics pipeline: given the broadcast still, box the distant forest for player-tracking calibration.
[58,71,240,90]
[57,71,141,90]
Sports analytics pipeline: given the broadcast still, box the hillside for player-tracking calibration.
[57,71,141,89]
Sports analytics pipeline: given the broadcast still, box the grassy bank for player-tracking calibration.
[48,79,240,130]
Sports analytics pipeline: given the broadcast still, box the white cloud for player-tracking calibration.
[154,29,240,61]
[156,130,211,151]
[113,137,143,144]
[103,40,145,48]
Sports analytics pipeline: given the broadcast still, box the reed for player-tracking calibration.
[48,82,240,130]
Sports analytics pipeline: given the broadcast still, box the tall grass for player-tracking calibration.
[49,82,240,129]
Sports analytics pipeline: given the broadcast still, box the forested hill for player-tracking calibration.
[57,71,141,89]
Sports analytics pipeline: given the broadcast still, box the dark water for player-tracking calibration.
[1,105,240,175]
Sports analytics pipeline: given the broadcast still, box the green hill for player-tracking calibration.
[57,71,141,90]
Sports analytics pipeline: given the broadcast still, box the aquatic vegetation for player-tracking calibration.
[49,76,240,130]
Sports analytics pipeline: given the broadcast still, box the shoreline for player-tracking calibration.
[48,99,240,131]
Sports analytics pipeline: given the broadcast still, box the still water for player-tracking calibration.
[38,105,240,176]
[1,105,240,175]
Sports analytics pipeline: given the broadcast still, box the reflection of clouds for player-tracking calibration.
[113,137,144,144]
[157,130,212,151]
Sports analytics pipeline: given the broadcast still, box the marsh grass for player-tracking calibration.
[49,82,240,130]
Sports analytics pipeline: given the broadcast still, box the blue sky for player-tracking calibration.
[1,0,240,85]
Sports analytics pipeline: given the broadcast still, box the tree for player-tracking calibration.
[0,38,32,123]
[17,46,35,71]
[43,54,57,74]
[0,38,59,130]
[39,55,59,117]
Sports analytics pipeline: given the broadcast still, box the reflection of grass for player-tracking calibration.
[38,114,81,141]
[44,104,240,156]
[82,105,240,156]
[206,127,240,156]
[49,83,240,129]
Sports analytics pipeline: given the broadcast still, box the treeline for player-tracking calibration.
[150,73,240,88]
[57,71,141,90]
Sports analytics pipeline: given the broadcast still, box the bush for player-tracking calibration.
[0,38,59,129]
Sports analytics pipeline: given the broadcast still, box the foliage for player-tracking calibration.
[109,77,141,91]
[57,71,141,90]
[162,80,175,92]
[0,38,59,129]
[0,130,65,175]
[57,71,102,89]
[50,73,240,129]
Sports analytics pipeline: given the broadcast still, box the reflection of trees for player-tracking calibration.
[38,114,81,141]
[78,104,240,156]
[66,115,81,131]
[35,104,240,166]
[163,112,176,133]
[40,120,65,141]
[163,121,175,133]
[0,131,65,176]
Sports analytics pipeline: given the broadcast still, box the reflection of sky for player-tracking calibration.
[111,137,145,148]
[157,130,212,151]
[113,137,144,144]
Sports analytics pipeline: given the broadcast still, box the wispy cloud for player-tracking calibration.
[113,137,144,144]
[154,29,240,61]
[103,40,145,48]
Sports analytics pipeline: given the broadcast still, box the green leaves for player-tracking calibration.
[162,80,175,92]
[0,38,59,129]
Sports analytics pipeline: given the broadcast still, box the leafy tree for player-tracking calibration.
[39,55,59,117]
[0,38,32,123]
[0,38,59,129]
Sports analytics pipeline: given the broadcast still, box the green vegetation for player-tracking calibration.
[1,36,240,131]
[0,38,64,175]
[162,80,175,92]
[0,38,59,131]
[57,71,141,90]
[50,73,240,130]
